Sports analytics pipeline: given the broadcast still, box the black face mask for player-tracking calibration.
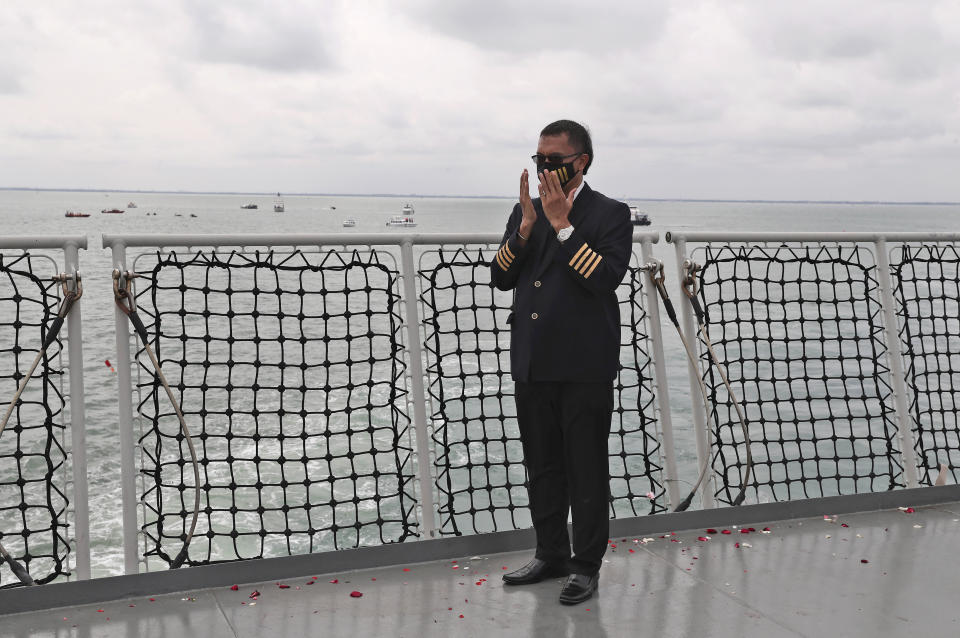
[537,160,578,188]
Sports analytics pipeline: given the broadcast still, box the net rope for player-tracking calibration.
[695,243,903,504]
[418,246,665,536]
[891,244,960,485]
[0,252,69,588]
[131,248,417,567]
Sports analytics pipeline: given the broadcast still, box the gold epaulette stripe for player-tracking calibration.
[499,246,513,265]
[573,248,594,271]
[584,254,603,278]
[502,242,515,260]
[495,251,509,271]
[579,252,600,275]
[568,243,589,266]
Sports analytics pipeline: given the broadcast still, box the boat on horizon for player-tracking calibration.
[127,202,137,208]
[241,204,258,210]
[386,215,416,227]
[101,208,124,214]
[274,193,284,212]
[342,219,357,227]
[65,211,90,218]
[630,206,651,226]
[401,202,414,215]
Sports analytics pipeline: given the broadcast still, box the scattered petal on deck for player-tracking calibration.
[350,591,363,598]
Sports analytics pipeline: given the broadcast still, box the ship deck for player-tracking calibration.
[3,486,959,637]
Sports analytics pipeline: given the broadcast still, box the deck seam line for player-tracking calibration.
[640,546,811,638]
[212,590,241,638]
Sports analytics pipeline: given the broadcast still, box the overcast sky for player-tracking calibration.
[2,1,958,201]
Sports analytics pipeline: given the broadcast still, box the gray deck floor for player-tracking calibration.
[4,500,960,637]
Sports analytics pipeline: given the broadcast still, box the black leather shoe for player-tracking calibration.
[559,573,599,605]
[502,558,570,585]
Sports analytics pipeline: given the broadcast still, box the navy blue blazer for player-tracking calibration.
[490,183,633,382]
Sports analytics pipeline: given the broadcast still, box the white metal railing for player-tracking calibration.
[664,231,960,506]
[5,229,960,584]
[0,234,89,583]
[101,231,667,573]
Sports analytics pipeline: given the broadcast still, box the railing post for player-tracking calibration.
[399,240,438,537]
[110,242,141,573]
[63,241,90,580]
[640,237,680,507]
[874,238,920,488]
[673,237,715,508]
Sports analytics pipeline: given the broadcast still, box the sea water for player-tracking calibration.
[1,188,958,577]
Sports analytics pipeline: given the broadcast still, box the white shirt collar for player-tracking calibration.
[572,180,586,202]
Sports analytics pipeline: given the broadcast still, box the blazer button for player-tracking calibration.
[534,280,541,287]
[531,312,539,320]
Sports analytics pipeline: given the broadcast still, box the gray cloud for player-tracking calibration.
[0,69,22,95]
[403,0,669,55]
[180,1,337,72]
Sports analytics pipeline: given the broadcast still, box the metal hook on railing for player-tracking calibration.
[112,268,201,569]
[680,258,752,507]
[0,269,82,586]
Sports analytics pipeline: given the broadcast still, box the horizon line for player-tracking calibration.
[1,186,958,207]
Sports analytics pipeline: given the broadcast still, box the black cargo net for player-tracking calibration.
[0,253,69,588]
[695,244,902,505]
[418,246,664,536]
[130,248,417,567]
[891,244,960,485]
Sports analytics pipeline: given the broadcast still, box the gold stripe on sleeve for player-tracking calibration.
[495,251,509,271]
[579,252,600,275]
[568,243,589,266]
[584,254,603,278]
[502,243,515,260]
[573,248,594,271]
[499,246,513,264]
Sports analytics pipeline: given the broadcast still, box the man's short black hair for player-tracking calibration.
[540,119,593,175]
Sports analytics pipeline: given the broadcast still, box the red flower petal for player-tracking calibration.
[230,585,238,591]
[697,536,709,541]
[330,579,339,584]
[706,529,717,534]
[721,530,732,535]
[278,584,290,589]
[249,591,260,599]
[860,559,869,564]
[350,591,363,598]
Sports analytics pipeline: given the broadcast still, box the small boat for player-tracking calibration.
[101,208,124,214]
[274,193,284,212]
[630,206,651,226]
[401,202,415,215]
[342,219,357,227]
[127,202,137,208]
[386,216,416,227]
[241,204,258,210]
[65,211,90,218]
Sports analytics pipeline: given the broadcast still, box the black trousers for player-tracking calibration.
[515,380,613,575]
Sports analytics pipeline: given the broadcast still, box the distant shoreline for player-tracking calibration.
[1,186,957,206]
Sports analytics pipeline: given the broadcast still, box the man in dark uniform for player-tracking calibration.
[491,120,633,605]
